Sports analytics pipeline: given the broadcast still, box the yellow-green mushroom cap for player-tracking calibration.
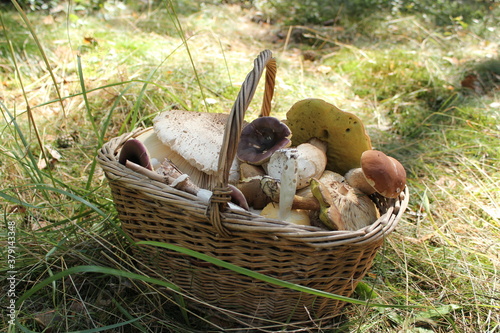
[285,98,372,175]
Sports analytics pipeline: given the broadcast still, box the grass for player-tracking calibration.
[1,0,499,332]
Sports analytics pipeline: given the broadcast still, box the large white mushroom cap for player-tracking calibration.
[153,110,229,175]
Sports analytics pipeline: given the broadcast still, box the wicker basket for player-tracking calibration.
[97,50,409,329]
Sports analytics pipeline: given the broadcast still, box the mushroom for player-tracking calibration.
[344,168,377,196]
[235,163,270,209]
[236,116,291,165]
[260,202,311,226]
[260,176,320,210]
[125,157,248,210]
[134,127,173,170]
[345,150,406,198]
[153,110,243,189]
[260,175,280,202]
[285,98,372,175]
[119,139,153,170]
[277,149,298,220]
[310,173,379,231]
[228,184,250,211]
[266,139,327,190]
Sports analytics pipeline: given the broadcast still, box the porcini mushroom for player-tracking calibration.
[285,98,372,175]
[310,174,379,231]
[266,140,327,189]
[228,184,250,211]
[236,117,291,165]
[119,139,153,170]
[345,150,406,198]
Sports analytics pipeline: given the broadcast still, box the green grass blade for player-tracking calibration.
[15,316,143,333]
[10,0,67,117]
[16,265,181,306]
[24,79,188,114]
[33,184,108,218]
[112,298,148,332]
[137,241,428,310]
[0,191,42,209]
[1,103,44,185]
[77,54,99,139]
[166,0,208,113]
[76,54,103,193]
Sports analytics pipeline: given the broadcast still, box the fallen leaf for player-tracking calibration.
[42,15,55,25]
[316,65,332,74]
[34,310,62,330]
[45,145,62,160]
[84,36,98,46]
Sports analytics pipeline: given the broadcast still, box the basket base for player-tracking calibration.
[194,305,348,332]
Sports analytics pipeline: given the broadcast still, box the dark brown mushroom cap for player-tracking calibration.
[236,117,291,165]
[361,150,406,198]
[119,139,153,170]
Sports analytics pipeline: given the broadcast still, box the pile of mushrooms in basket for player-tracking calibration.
[118,98,406,232]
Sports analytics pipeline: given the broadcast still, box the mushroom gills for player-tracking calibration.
[153,110,243,189]
[236,117,291,165]
[310,173,379,231]
[285,98,372,175]
[118,139,153,170]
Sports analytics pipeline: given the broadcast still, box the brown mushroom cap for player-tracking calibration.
[361,150,406,198]
[119,139,153,170]
[237,117,291,165]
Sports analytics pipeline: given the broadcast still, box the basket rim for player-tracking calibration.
[97,129,409,249]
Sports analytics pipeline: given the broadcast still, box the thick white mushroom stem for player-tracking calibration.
[344,167,376,195]
[278,149,298,221]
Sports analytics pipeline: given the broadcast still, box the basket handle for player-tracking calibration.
[208,50,277,237]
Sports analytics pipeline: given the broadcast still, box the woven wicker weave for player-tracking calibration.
[97,50,409,329]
